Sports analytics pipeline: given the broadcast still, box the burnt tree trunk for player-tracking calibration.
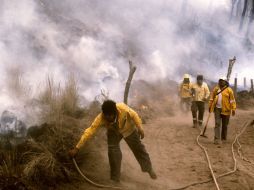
[246,0,254,37]
[124,61,136,104]
[236,0,243,17]
[227,57,236,82]
[239,0,248,31]
[230,0,238,20]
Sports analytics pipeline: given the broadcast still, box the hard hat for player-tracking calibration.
[183,74,190,79]
[219,76,227,82]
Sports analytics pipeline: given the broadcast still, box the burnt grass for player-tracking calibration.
[0,103,101,190]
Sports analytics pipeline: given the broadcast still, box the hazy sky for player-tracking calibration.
[0,0,253,119]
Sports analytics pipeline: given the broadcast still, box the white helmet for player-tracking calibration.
[219,76,227,82]
[183,74,190,79]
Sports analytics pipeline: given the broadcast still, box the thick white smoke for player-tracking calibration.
[0,0,254,122]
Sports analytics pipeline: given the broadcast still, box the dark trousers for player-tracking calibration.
[107,129,152,181]
[214,108,230,140]
[191,101,205,125]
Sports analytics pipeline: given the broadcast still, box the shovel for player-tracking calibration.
[200,85,228,138]
[200,112,212,138]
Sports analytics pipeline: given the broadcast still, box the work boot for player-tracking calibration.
[148,168,157,179]
[192,120,197,128]
[192,123,198,128]
[214,139,222,145]
[110,176,120,183]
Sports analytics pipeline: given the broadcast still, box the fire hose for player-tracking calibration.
[170,120,253,190]
[72,158,122,189]
[72,121,253,190]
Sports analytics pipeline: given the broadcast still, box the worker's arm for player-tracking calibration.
[209,87,217,112]
[126,105,144,139]
[204,84,210,100]
[75,113,103,149]
[128,106,143,130]
[229,89,236,115]
[178,83,182,96]
[190,83,195,96]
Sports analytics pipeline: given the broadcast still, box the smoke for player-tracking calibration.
[0,0,254,117]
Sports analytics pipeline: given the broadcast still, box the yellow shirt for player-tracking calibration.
[191,82,210,102]
[179,82,192,98]
[209,86,236,115]
[76,103,142,149]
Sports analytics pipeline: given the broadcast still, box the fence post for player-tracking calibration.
[251,79,254,93]
[234,77,238,99]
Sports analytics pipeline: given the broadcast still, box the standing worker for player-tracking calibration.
[69,100,157,182]
[209,77,236,145]
[191,75,210,128]
[179,74,193,113]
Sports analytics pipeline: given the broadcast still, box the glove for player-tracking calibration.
[232,110,236,116]
[69,147,79,158]
[138,128,145,139]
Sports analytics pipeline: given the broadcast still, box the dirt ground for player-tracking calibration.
[58,104,254,190]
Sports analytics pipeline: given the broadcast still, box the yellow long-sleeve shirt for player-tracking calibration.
[209,86,236,115]
[179,82,193,98]
[191,82,210,102]
[76,103,142,149]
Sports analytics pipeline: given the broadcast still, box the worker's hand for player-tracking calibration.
[69,147,79,158]
[208,107,212,113]
[138,128,145,139]
[232,110,236,116]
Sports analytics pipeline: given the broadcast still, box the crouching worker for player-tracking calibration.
[209,77,236,145]
[69,100,157,182]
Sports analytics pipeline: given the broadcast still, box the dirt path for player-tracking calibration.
[63,109,254,190]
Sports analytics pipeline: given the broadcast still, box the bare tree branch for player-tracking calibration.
[124,61,137,104]
[239,0,248,31]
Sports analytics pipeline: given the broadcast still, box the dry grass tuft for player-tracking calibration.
[0,74,88,189]
[38,75,84,124]
[6,66,31,99]
[0,146,28,189]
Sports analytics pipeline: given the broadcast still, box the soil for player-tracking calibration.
[58,105,254,190]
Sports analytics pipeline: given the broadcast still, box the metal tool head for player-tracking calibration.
[200,134,208,138]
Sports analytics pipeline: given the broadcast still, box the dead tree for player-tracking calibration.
[124,61,136,104]
[239,0,248,31]
[246,0,254,37]
[230,0,238,20]
[236,0,243,17]
[226,56,236,82]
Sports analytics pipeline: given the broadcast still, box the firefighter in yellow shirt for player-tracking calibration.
[179,74,192,113]
[191,75,210,127]
[69,100,157,182]
[209,77,236,145]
